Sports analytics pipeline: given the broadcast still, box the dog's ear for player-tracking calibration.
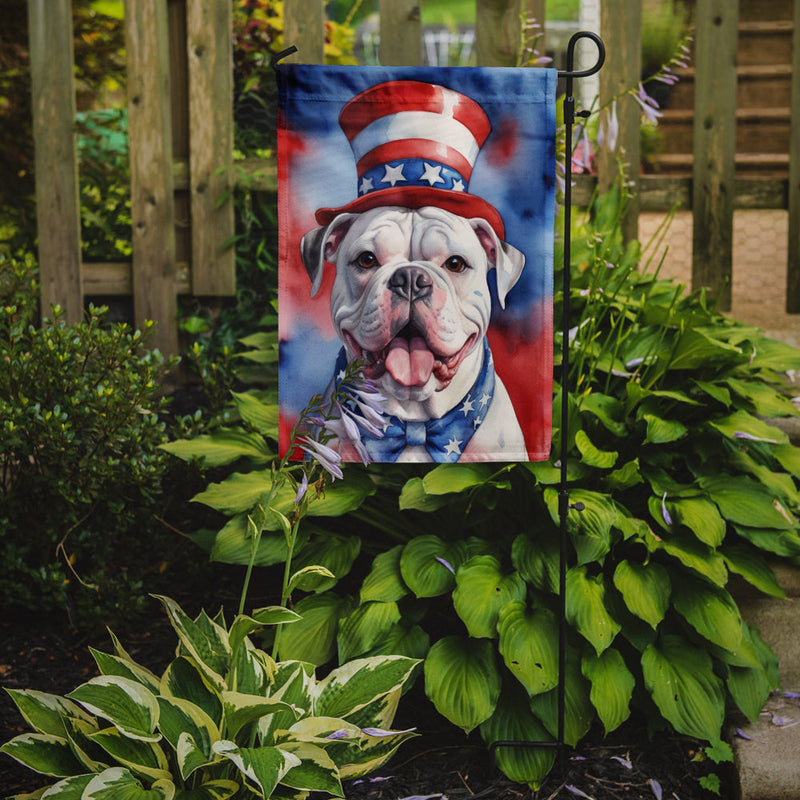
[471,219,526,309]
[300,214,357,297]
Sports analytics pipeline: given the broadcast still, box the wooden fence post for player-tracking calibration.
[597,0,641,244]
[187,0,235,295]
[284,0,325,64]
[475,0,542,67]
[126,0,179,355]
[380,0,422,66]
[787,0,800,313]
[28,0,83,324]
[692,0,738,311]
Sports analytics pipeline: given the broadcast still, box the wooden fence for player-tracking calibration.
[28,0,800,355]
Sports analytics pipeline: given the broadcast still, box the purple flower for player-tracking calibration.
[597,100,619,153]
[649,779,663,800]
[633,83,662,125]
[297,436,343,480]
[293,472,308,505]
[611,755,632,769]
[435,556,455,574]
[735,727,755,741]
[565,786,595,799]
[734,431,778,444]
[661,492,673,526]
[362,726,416,737]
[326,729,351,740]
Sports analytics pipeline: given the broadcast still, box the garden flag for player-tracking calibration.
[277,64,557,463]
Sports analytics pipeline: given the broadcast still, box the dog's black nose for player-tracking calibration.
[389,266,433,301]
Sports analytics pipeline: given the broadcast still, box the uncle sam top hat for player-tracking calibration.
[314,80,506,239]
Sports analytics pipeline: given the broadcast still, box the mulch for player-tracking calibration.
[0,586,732,800]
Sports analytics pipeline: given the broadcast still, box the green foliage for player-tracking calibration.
[168,184,800,789]
[0,596,420,799]
[0,253,175,623]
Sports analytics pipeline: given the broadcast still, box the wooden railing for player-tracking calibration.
[27,0,800,355]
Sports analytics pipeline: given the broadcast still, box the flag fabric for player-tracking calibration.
[277,64,557,463]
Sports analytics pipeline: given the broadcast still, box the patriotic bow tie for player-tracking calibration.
[335,338,495,463]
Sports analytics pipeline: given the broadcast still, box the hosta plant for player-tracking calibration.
[0,595,419,800]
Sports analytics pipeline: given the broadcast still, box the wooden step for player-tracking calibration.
[737,0,794,23]
[737,20,794,66]
[648,152,789,178]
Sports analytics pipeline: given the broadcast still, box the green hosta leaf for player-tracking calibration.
[90,650,161,694]
[337,601,402,663]
[642,634,725,741]
[155,597,231,690]
[649,528,728,586]
[669,496,726,547]
[4,690,93,737]
[425,636,501,733]
[727,663,773,723]
[480,681,555,789]
[160,428,272,467]
[276,741,343,796]
[231,391,279,436]
[668,328,743,370]
[528,650,593,747]
[566,566,621,655]
[497,601,558,696]
[362,624,430,660]
[606,458,644,490]
[728,450,800,508]
[511,534,559,593]
[277,592,352,665]
[452,556,526,639]
[772,443,800,477]
[314,656,420,722]
[580,392,627,436]
[0,733,85,777]
[612,560,670,629]
[699,474,797,530]
[748,337,800,371]
[291,535,361,592]
[581,649,635,734]
[212,741,299,797]
[422,463,496,494]
[228,609,299,656]
[400,536,468,597]
[721,543,786,598]
[725,378,799,417]
[575,429,618,468]
[173,780,239,800]
[82,767,174,799]
[88,727,170,782]
[160,658,222,727]
[692,379,731,407]
[733,524,800,558]
[544,488,617,565]
[221,692,297,740]
[360,545,409,603]
[708,410,788,445]
[398,477,451,511]
[672,575,743,653]
[67,677,160,742]
[209,516,295,567]
[643,414,688,444]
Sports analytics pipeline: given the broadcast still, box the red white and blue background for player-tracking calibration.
[277,64,557,462]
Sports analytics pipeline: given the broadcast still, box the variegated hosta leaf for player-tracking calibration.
[90,649,161,694]
[0,732,85,777]
[565,566,621,655]
[641,634,725,741]
[154,596,231,690]
[4,689,93,737]
[81,767,174,799]
[66,676,160,742]
[88,727,171,782]
[480,681,555,790]
[39,773,94,798]
[612,560,670,629]
[230,640,276,696]
[671,574,743,653]
[452,556,526,639]
[360,545,409,603]
[313,656,420,721]
[171,779,239,799]
[258,662,315,745]
[228,610,298,657]
[221,691,299,740]
[496,601,559,696]
[334,725,418,781]
[212,740,300,798]
[160,657,222,727]
[581,649,635,735]
[275,741,344,796]
[61,716,107,773]
[528,649,594,747]
[424,636,501,734]
[156,696,219,778]
[337,601,401,663]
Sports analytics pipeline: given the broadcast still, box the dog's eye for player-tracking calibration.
[355,251,379,269]
[443,255,468,273]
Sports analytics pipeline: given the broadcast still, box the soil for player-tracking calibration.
[0,584,732,800]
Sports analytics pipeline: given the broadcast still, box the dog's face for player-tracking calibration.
[301,206,524,413]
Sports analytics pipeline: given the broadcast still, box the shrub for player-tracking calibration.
[0,595,419,798]
[0,253,175,624]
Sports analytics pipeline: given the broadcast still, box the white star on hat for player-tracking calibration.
[452,179,465,192]
[420,162,445,186]
[382,163,406,187]
[359,176,374,195]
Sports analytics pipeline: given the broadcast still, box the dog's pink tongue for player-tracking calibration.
[385,337,435,387]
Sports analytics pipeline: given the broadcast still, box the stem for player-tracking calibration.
[272,514,302,660]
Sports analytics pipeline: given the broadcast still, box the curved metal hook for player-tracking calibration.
[557,31,605,79]
[270,45,298,70]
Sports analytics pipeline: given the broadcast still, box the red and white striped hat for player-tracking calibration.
[314,80,505,238]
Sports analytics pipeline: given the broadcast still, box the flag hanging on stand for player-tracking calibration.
[276,64,557,463]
